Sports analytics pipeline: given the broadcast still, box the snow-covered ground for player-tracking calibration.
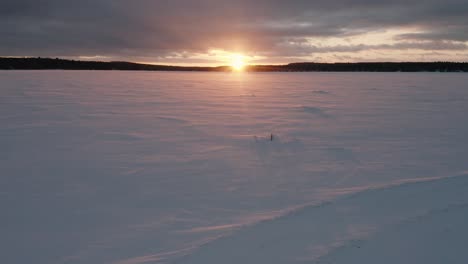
[1,71,468,264]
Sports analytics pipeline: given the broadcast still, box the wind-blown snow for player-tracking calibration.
[1,71,468,264]
[176,173,468,264]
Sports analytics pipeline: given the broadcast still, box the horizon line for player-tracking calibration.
[2,56,468,68]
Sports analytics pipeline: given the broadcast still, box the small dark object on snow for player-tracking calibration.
[270,134,274,141]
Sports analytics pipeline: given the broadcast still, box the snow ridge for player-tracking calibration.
[175,172,468,264]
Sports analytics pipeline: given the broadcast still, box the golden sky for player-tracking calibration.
[2,0,468,65]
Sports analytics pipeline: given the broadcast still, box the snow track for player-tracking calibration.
[176,172,468,264]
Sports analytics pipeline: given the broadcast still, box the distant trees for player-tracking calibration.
[1,57,467,72]
[282,62,468,72]
[0,57,219,71]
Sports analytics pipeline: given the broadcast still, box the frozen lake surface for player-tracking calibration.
[1,71,468,263]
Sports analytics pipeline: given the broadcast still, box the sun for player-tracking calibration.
[230,54,246,71]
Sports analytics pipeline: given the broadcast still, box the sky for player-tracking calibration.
[1,0,468,65]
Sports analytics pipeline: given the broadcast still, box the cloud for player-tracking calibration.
[397,30,468,42]
[1,0,467,63]
[278,41,468,55]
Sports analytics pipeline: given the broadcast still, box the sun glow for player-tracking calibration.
[230,54,246,71]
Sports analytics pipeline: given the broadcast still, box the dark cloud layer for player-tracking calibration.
[1,0,467,63]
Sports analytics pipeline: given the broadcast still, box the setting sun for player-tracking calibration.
[230,54,246,71]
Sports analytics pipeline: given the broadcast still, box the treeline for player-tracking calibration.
[277,62,468,72]
[1,57,467,72]
[0,57,228,71]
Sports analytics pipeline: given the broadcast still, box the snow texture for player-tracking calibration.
[1,71,468,264]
